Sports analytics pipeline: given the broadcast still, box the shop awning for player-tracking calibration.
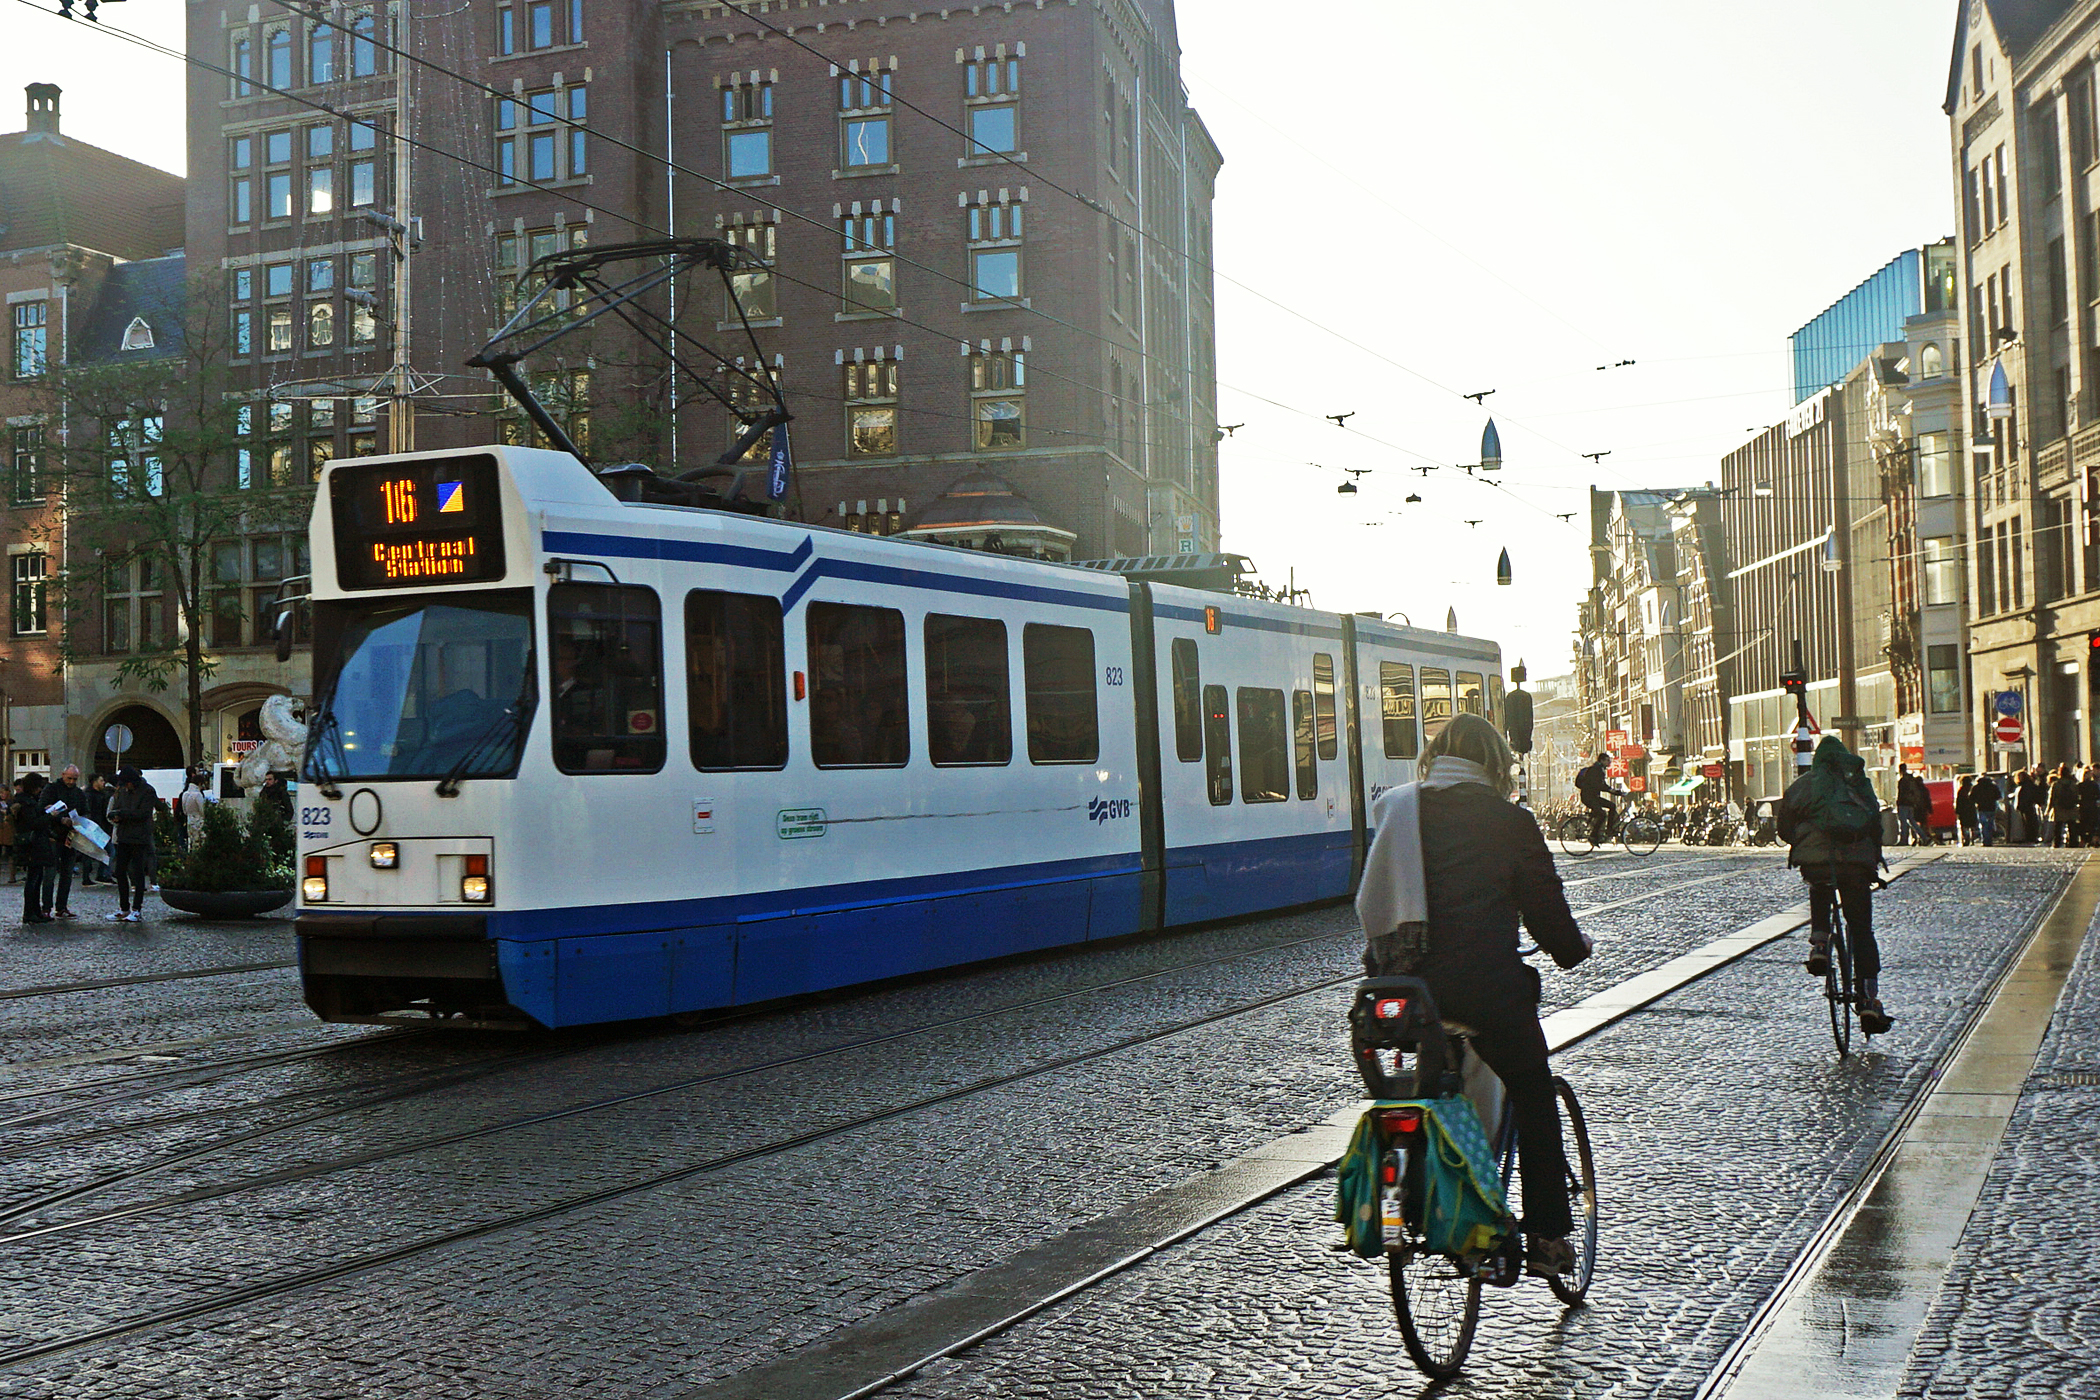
[1664,774,1706,796]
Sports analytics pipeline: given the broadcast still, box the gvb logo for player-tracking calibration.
[1088,797,1134,824]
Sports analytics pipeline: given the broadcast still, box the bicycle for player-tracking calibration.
[1343,964,1600,1380]
[1555,791,1662,857]
[1808,877,1856,1057]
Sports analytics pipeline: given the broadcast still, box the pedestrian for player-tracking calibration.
[1974,772,2003,846]
[103,767,157,923]
[257,770,294,823]
[84,774,112,883]
[177,767,212,848]
[2017,769,2045,844]
[1357,712,1594,1279]
[45,764,89,918]
[9,773,60,925]
[1894,766,1924,846]
[0,799,15,884]
[1955,775,1979,846]
[1777,735,1894,1036]
[2048,764,2079,848]
[2082,765,2100,849]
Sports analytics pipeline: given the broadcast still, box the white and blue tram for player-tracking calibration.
[295,446,1504,1028]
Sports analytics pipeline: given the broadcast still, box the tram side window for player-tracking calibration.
[1171,637,1202,762]
[1486,673,1504,723]
[1421,667,1453,743]
[1203,683,1232,804]
[1023,623,1098,763]
[1456,671,1484,718]
[1312,653,1337,760]
[1380,662,1418,759]
[548,583,665,774]
[808,601,909,768]
[1292,690,1317,800]
[926,613,1012,765]
[1238,688,1288,802]
[687,589,787,770]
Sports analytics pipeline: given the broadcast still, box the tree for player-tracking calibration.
[39,275,312,767]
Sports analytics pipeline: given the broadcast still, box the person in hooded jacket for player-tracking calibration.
[1777,735,1892,1035]
[9,774,59,925]
[1358,713,1593,1279]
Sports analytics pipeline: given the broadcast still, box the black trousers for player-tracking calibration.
[1805,867,1880,981]
[1425,978,1573,1239]
[1582,794,1612,842]
[111,844,151,913]
[54,851,79,910]
[22,862,54,919]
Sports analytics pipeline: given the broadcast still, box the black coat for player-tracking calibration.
[84,784,111,825]
[1974,777,2002,809]
[8,796,58,865]
[1413,785,1590,1009]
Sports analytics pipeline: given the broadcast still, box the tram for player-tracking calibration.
[293,446,1503,1028]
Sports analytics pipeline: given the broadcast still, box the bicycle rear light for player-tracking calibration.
[1373,997,1409,1021]
[1375,1106,1424,1135]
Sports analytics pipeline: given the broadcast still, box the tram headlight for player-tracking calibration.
[368,841,399,869]
[461,853,491,903]
[303,855,329,903]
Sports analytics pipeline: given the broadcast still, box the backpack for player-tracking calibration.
[1574,764,1604,796]
[1799,757,1880,839]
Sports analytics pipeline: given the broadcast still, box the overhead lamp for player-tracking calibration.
[1405,493,1422,504]
[1480,418,1503,471]
[1337,480,1357,495]
[1820,528,1843,574]
[1496,547,1512,586]
[1987,358,2014,421]
[1753,481,1774,498]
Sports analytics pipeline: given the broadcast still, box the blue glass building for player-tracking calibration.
[1790,249,1924,404]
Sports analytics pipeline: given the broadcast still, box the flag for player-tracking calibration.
[765,423,793,501]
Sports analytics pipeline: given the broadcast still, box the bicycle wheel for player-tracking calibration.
[1825,906,1854,1057]
[1557,814,1598,856]
[1620,816,1663,856]
[1390,1248,1483,1380]
[1550,1077,1599,1306]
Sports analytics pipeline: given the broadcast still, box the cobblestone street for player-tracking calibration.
[0,848,2095,1399]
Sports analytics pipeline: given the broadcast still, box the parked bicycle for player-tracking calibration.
[1555,790,1662,856]
[1340,964,1600,1379]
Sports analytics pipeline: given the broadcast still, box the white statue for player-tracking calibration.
[236,694,308,792]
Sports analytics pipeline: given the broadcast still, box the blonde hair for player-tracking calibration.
[1420,712,1515,799]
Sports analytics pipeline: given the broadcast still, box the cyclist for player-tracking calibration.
[1573,752,1621,844]
[1776,734,1893,1035]
[1358,713,1595,1277]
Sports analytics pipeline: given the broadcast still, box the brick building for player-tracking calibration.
[1,84,185,780]
[180,0,1221,561]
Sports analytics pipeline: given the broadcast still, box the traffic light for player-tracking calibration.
[2088,629,2100,653]
[1780,668,1806,697]
[1504,688,1534,755]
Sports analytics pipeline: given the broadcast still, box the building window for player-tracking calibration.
[970,346,1023,450]
[497,86,586,186]
[963,51,1022,158]
[350,8,378,76]
[10,422,44,504]
[12,301,47,379]
[308,166,334,215]
[231,176,253,225]
[266,25,293,89]
[687,590,787,771]
[349,253,379,344]
[925,613,1011,765]
[722,79,773,179]
[808,601,909,768]
[267,307,294,353]
[232,31,253,97]
[967,204,1023,301]
[309,22,335,82]
[308,301,335,348]
[1927,643,1962,714]
[529,0,554,47]
[839,67,892,168]
[497,3,515,53]
[844,359,898,455]
[495,224,587,320]
[10,552,47,637]
[723,219,776,319]
[108,417,164,499]
[841,208,896,312]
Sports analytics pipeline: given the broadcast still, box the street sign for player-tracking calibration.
[1995,691,2023,717]
[1605,729,1628,749]
[1995,714,2024,746]
[1628,777,1647,793]
[1606,761,1628,779]
[1701,763,1725,780]
[103,723,133,754]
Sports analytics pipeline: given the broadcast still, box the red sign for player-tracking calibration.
[1628,777,1647,793]
[1701,763,1724,780]
[1618,742,1647,761]
[1900,745,1926,765]
[1995,714,2023,746]
[1605,730,1628,749]
[1606,762,1628,779]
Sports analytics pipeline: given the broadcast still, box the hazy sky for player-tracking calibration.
[6,0,1957,675]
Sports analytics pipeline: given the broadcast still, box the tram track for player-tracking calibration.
[0,961,299,1003]
[0,859,1803,1368]
[0,861,1775,1236]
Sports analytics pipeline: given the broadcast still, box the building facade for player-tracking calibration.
[179,0,1221,564]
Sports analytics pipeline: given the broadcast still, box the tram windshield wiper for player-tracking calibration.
[435,684,534,798]
[304,707,347,799]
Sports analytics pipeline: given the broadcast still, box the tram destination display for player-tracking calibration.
[330,455,507,589]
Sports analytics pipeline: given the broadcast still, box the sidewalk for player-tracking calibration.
[1896,884,2100,1398]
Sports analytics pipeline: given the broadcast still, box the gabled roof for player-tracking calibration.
[1947,0,2078,113]
[0,125,183,259]
[74,254,186,364]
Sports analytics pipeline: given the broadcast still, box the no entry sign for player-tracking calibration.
[1995,713,2024,746]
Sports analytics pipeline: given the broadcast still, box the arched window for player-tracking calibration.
[121,317,155,352]
[267,27,293,89]
[1919,342,1944,376]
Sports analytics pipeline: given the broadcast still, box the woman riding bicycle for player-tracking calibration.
[1776,734,1893,1035]
[1357,713,1594,1277]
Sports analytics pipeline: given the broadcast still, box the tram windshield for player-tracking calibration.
[309,592,536,782]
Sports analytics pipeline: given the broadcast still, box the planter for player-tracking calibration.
[156,887,293,918]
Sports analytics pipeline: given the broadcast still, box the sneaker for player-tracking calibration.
[1859,999,1894,1035]
[1524,1235,1575,1277]
[1804,937,1830,977]
[109,911,130,922]
[54,910,74,920]
[126,911,142,923]
[22,913,51,924]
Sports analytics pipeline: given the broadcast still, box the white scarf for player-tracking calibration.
[1356,756,1494,941]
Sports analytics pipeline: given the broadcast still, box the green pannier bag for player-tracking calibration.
[1335,1098,1515,1262]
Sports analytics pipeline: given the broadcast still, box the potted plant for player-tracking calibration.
[157,798,295,917]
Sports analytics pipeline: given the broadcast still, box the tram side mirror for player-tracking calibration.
[274,607,294,663]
